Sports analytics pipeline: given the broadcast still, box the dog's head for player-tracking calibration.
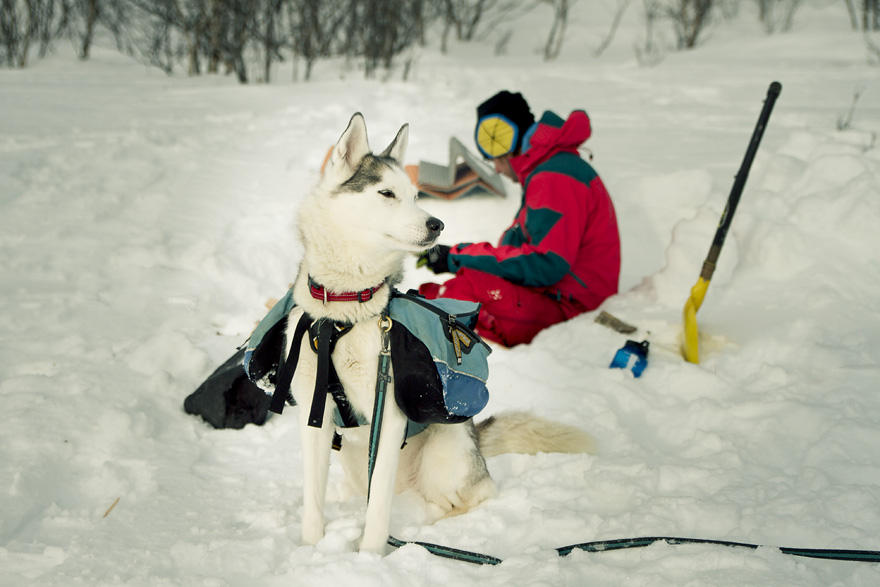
[315,113,444,253]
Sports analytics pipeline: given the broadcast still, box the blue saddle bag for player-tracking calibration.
[388,290,491,424]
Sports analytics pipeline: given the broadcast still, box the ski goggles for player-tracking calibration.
[474,114,519,159]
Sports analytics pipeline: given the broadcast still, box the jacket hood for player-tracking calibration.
[510,110,591,181]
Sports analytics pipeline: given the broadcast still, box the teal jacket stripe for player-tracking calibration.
[500,224,525,247]
[499,207,562,248]
[524,207,563,245]
[539,110,566,129]
[450,249,570,287]
[524,152,598,192]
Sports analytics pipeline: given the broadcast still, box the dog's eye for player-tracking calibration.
[378,189,395,199]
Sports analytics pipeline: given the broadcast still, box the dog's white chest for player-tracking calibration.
[330,322,383,416]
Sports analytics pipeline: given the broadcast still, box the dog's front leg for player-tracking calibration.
[299,396,335,546]
[359,398,407,554]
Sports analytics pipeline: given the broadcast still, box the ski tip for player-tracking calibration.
[769,81,782,96]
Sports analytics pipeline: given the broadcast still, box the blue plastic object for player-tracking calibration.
[610,340,650,377]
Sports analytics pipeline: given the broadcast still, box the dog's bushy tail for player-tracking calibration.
[475,411,596,458]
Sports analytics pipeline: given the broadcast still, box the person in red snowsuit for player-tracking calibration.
[418,90,621,347]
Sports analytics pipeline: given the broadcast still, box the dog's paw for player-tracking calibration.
[358,533,390,556]
[302,521,325,546]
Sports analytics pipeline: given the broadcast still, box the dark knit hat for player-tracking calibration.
[475,91,535,158]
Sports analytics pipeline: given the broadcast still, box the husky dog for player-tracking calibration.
[284,113,595,554]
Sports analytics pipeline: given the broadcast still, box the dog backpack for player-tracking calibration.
[243,288,297,392]
[388,290,491,424]
[241,287,491,426]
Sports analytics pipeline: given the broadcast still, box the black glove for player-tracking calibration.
[416,245,451,274]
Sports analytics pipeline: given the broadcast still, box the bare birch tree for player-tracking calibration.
[755,0,805,33]
[543,0,573,60]
[1,0,37,67]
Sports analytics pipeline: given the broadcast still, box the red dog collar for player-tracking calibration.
[308,278,384,304]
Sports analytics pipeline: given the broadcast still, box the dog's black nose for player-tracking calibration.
[426,217,444,234]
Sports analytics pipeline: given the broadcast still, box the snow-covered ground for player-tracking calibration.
[2,3,880,585]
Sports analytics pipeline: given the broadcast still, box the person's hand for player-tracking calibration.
[416,245,451,274]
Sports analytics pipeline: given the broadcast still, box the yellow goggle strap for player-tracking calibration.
[475,114,519,159]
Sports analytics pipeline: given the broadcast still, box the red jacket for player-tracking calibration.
[448,110,621,317]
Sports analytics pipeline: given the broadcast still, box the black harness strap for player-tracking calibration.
[328,372,360,428]
[308,319,336,427]
[269,312,358,429]
[269,314,310,414]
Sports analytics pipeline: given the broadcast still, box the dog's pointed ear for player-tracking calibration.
[380,123,408,165]
[327,113,371,178]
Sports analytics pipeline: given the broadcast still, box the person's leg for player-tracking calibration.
[419,268,567,347]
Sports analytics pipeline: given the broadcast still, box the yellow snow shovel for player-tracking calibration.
[682,81,782,363]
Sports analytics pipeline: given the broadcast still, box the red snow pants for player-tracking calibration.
[418,268,569,347]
